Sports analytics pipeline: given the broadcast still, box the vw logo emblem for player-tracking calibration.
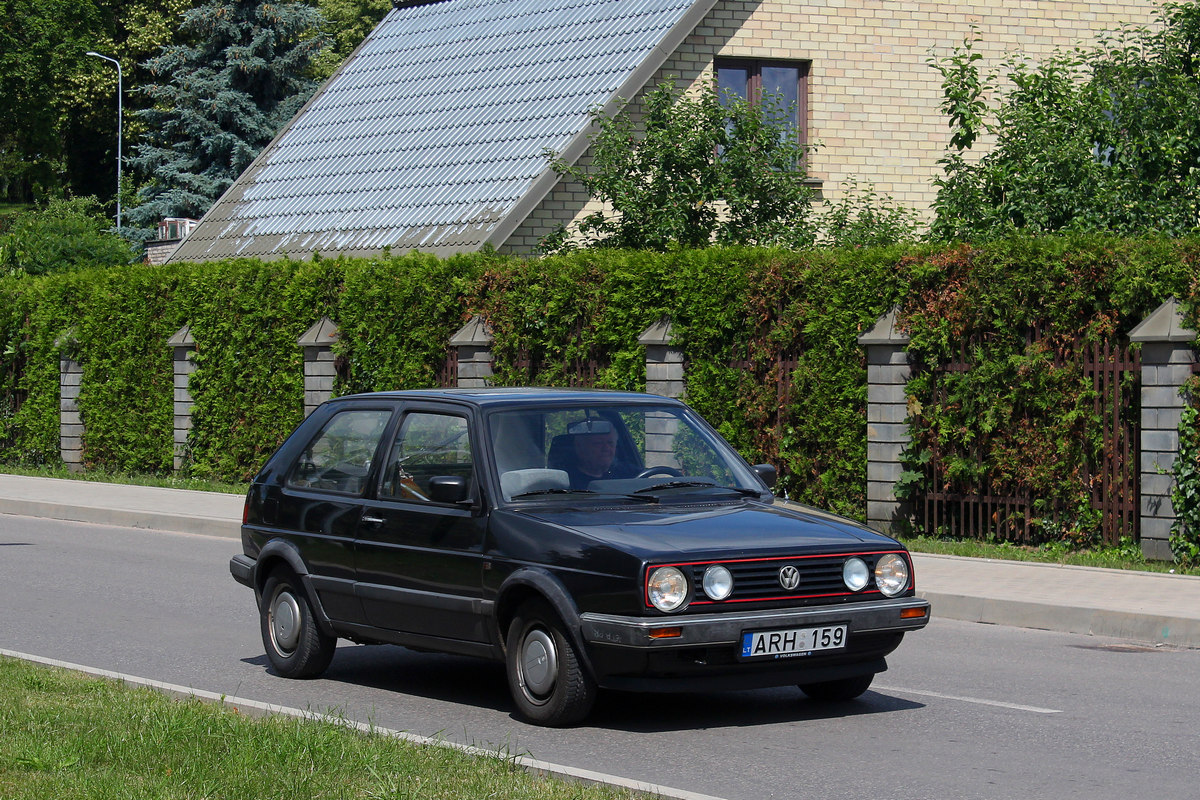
[778,565,801,591]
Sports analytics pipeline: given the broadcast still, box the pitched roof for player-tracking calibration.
[170,0,716,263]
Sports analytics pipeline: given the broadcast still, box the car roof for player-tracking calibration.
[332,387,683,410]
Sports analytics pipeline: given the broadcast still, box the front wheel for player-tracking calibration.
[798,673,875,702]
[260,569,336,679]
[506,600,596,726]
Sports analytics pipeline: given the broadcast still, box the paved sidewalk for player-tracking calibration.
[2,473,1198,648]
[0,474,243,538]
[913,553,1200,649]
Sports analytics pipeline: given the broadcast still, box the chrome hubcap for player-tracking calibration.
[520,629,557,698]
[271,590,302,654]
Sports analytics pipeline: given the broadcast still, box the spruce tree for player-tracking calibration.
[128,0,325,228]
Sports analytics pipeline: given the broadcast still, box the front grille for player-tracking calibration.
[647,551,909,610]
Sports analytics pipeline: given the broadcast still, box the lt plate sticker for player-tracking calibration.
[741,625,847,659]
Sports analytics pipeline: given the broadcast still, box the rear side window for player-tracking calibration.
[287,409,392,495]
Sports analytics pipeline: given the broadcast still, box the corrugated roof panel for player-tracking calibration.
[171,0,711,262]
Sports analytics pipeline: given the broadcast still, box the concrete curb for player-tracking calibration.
[0,498,241,539]
[918,590,1200,649]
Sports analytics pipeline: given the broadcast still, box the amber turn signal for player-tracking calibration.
[649,627,683,639]
[900,607,928,620]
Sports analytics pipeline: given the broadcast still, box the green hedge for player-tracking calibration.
[0,238,1196,538]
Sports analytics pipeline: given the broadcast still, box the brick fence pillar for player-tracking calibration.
[858,307,911,534]
[449,315,494,389]
[167,324,196,470]
[57,333,83,473]
[298,317,340,417]
[1130,298,1197,560]
[639,319,685,469]
[639,318,685,400]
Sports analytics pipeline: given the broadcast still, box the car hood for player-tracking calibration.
[516,499,898,561]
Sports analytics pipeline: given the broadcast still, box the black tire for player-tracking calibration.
[260,569,336,679]
[798,673,875,702]
[505,600,596,726]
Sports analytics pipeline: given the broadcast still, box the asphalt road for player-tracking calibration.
[2,515,1197,800]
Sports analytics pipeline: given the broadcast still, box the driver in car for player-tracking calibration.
[565,420,626,489]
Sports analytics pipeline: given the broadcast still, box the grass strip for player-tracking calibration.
[0,656,643,800]
[0,465,248,496]
[898,535,1199,576]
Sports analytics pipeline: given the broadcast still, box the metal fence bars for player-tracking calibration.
[914,327,1140,546]
[437,347,458,388]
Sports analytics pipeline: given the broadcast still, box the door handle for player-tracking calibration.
[361,515,386,525]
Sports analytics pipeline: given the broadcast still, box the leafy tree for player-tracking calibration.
[311,0,391,78]
[127,0,326,229]
[0,198,138,275]
[1,0,195,207]
[1088,2,1200,232]
[930,2,1200,241]
[813,180,921,249]
[545,80,815,251]
[0,0,105,202]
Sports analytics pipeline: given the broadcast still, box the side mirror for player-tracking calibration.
[752,464,777,489]
[428,475,471,504]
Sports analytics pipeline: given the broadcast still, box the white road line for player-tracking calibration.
[876,684,1062,714]
[0,648,727,800]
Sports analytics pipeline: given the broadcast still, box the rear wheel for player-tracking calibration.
[798,673,875,702]
[260,569,336,678]
[506,600,596,726]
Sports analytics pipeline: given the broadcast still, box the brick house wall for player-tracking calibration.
[500,0,1160,252]
[145,240,182,266]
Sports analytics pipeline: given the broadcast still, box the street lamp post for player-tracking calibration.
[86,51,122,230]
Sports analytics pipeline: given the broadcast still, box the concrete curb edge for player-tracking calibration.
[919,591,1200,649]
[0,499,241,539]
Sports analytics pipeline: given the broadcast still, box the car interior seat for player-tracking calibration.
[491,416,546,474]
[546,433,576,473]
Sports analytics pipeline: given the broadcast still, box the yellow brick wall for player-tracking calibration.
[501,0,1161,253]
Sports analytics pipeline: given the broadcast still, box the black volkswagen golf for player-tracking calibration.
[230,388,929,726]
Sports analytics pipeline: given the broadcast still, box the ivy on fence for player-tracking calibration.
[1170,291,1200,564]
[898,236,1196,545]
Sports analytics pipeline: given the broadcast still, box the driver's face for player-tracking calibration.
[574,431,617,477]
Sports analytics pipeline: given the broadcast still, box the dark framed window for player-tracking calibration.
[716,59,810,147]
[287,408,393,495]
[379,411,474,503]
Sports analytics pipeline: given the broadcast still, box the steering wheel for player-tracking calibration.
[635,466,684,479]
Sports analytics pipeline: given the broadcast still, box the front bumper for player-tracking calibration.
[576,597,929,692]
[579,597,931,649]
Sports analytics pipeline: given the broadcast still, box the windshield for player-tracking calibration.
[487,403,765,502]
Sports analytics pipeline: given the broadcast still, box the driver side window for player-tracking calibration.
[379,412,474,503]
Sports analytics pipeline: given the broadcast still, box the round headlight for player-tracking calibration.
[647,566,689,612]
[875,553,910,597]
[702,565,734,601]
[843,557,870,592]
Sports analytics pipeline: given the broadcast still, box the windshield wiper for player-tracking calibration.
[512,488,658,503]
[635,481,762,497]
[512,488,597,498]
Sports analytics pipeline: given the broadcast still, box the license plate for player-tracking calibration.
[740,625,847,660]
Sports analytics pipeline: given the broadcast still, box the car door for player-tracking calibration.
[273,402,396,625]
[354,405,490,643]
